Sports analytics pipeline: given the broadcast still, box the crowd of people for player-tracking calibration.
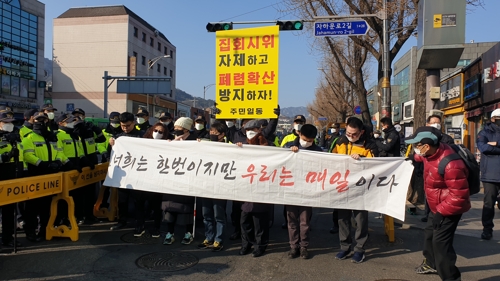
[1,104,500,281]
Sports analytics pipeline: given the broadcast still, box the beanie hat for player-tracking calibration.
[174,117,193,130]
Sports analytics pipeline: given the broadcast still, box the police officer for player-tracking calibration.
[22,112,71,242]
[97,112,122,162]
[20,109,38,140]
[42,104,59,132]
[0,112,24,247]
[135,108,151,131]
[280,115,305,147]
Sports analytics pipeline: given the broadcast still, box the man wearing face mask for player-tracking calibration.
[477,109,500,241]
[426,115,454,145]
[158,111,174,135]
[97,112,122,163]
[42,103,59,132]
[280,115,306,147]
[225,119,237,143]
[405,126,470,280]
[135,108,151,131]
[332,117,378,264]
[22,112,71,242]
[20,109,38,140]
[0,112,24,248]
[325,123,341,153]
[194,116,210,140]
[375,117,401,157]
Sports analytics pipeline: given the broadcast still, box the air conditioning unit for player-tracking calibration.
[429,87,440,100]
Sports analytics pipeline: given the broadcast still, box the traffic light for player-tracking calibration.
[276,20,303,31]
[206,22,233,32]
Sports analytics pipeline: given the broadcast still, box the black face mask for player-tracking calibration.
[33,122,47,133]
[495,119,500,126]
[173,129,185,136]
[209,134,219,142]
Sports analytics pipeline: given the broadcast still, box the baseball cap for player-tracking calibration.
[0,105,14,114]
[136,108,149,116]
[244,119,260,130]
[257,119,268,127]
[491,109,500,118]
[42,103,58,111]
[0,112,15,122]
[24,109,38,119]
[195,116,206,123]
[33,112,48,121]
[72,108,85,115]
[405,126,442,145]
[109,112,120,122]
[159,112,172,120]
[55,114,78,124]
[293,115,306,123]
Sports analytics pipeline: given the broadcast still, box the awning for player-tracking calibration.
[466,108,483,118]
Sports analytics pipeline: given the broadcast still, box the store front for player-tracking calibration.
[438,73,465,145]
[463,58,483,157]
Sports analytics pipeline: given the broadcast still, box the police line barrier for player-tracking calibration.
[0,163,112,242]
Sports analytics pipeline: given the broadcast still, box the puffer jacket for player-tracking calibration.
[414,143,471,216]
[477,122,500,183]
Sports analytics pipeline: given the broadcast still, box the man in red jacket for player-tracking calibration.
[405,126,470,281]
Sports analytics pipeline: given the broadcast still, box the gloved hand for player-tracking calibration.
[89,161,96,170]
[10,148,19,158]
[4,133,20,143]
[1,152,12,163]
[48,162,60,171]
[273,104,280,117]
[63,161,75,172]
[38,161,49,169]
[432,212,444,230]
[213,102,221,114]
[101,152,109,163]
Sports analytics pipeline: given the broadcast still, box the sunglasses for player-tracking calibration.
[154,129,164,134]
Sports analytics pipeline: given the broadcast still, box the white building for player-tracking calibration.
[52,5,176,118]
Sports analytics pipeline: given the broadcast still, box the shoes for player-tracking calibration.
[239,246,252,255]
[2,239,22,247]
[415,259,437,274]
[110,221,127,230]
[351,252,365,263]
[212,241,223,252]
[288,248,299,259]
[481,231,493,240]
[26,233,42,242]
[198,239,214,249]
[134,226,145,237]
[335,250,351,260]
[181,232,193,245]
[421,217,428,223]
[163,232,174,245]
[281,222,287,229]
[252,248,265,257]
[329,226,339,234]
[36,233,46,242]
[300,247,309,259]
[150,228,161,238]
[229,232,241,240]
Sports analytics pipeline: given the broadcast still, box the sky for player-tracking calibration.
[42,0,500,109]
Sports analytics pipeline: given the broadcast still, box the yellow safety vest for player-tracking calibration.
[22,132,68,166]
[56,130,84,158]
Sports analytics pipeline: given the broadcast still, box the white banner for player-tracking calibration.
[104,137,414,220]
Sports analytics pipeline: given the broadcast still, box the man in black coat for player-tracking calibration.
[376,117,401,157]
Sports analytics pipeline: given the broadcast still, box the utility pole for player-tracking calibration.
[381,0,391,118]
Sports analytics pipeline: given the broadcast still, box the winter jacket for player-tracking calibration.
[440,133,455,145]
[283,136,323,152]
[324,133,340,153]
[226,125,238,143]
[194,128,210,140]
[332,135,378,157]
[414,143,471,216]
[477,122,500,183]
[280,130,299,147]
[376,126,401,157]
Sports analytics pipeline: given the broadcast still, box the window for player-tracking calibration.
[142,32,146,42]
[456,59,470,67]
[157,42,161,51]
[150,37,154,47]
[170,70,173,78]
[164,67,167,75]
[170,50,174,58]
[133,51,137,57]
[157,64,161,72]
[133,27,138,37]
[164,46,168,55]
[141,56,146,66]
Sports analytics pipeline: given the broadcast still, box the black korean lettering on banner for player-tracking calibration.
[355,174,375,190]
[137,156,148,171]
[172,157,187,175]
[247,55,257,65]
[157,155,170,174]
[376,175,399,192]
[233,88,244,101]
[221,161,237,180]
[259,54,268,64]
[122,152,136,169]
[233,54,245,66]
[218,54,231,67]
[113,153,123,166]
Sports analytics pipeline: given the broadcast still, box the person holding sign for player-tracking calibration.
[236,119,272,258]
[193,116,210,140]
[332,117,378,264]
[284,124,323,259]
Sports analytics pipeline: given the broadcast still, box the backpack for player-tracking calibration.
[438,144,481,195]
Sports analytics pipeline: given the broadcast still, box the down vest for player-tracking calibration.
[414,143,471,216]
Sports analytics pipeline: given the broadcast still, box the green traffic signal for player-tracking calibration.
[276,20,304,31]
[206,22,233,32]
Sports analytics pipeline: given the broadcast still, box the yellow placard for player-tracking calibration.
[433,14,442,28]
[215,26,279,119]
[0,173,63,206]
[64,163,109,191]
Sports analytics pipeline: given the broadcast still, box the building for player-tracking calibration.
[51,5,176,118]
[0,0,45,119]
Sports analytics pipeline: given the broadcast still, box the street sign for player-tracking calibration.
[314,20,370,37]
[66,103,74,112]
[318,117,327,121]
[354,105,362,115]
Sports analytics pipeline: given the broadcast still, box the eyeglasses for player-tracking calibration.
[154,129,164,134]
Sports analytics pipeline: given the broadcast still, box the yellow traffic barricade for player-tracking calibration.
[93,184,118,222]
[0,173,63,206]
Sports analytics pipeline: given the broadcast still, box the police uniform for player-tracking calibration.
[135,108,151,131]
[0,112,25,247]
[42,104,59,132]
[20,109,38,140]
[22,112,70,242]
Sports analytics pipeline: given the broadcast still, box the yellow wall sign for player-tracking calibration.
[215,26,279,119]
[64,163,109,191]
[0,173,63,206]
[433,14,442,28]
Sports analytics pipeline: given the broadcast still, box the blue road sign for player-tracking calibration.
[314,20,370,37]
[354,105,362,115]
[318,117,328,121]
[66,103,74,112]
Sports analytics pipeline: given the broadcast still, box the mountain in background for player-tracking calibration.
[280,106,309,118]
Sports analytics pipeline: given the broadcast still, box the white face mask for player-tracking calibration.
[246,130,258,140]
[226,121,234,128]
[152,132,163,139]
[329,128,337,134]
[47,112,55,120]
[430,123,441,130]
[195,123,204,130]
[137,117,146,124]
[1,123,14,132]
[110,122,120,128]
[413,147,421,155]
[347,136,358,143]
[162,121,171,126]
[294,124,303,131]
[373,134,380,138]
[299,139,313,148]
[66,122,75,129]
